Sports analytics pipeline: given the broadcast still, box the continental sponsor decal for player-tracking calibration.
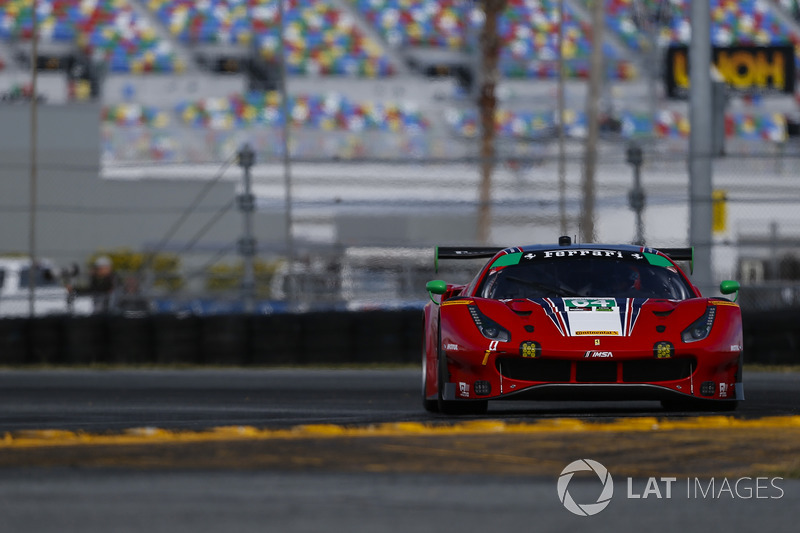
[574,330,620,336]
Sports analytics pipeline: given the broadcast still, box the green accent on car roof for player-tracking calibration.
[489,252,522,268]
[644,252,673,267]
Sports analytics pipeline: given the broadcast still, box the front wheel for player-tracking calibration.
[436,326,487,415]
[422,350,439,413]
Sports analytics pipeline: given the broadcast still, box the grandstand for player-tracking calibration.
[1,0,800,160]
[3,0,800,300]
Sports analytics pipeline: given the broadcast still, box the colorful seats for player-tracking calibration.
[444,106,787,141]
[599,0,800,68]
[172,91,429,132]
[148,0,395,76]
[349,0,635,79]
[103,102,172,128]
[0,0,180,72]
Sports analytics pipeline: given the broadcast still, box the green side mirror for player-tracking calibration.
[426,280,448,295]
[426,280,447,304]
[719,280,740,301]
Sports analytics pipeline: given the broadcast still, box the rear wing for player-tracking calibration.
[434,246,502,272]
[656,247,693,274]
[435,245,694,273]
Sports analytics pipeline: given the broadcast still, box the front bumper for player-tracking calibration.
[441,349,743,403]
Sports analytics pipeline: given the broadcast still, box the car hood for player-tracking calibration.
[499,297,706,338]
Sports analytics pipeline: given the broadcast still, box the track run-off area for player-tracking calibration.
[2,368,800,532]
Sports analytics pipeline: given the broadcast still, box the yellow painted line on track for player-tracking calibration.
[3,416,800,449]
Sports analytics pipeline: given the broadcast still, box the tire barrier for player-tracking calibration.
[107,316,153,365]
[152,314,202,365]
[742,309,800,365]
[28,316,64,364]
[250,313,302,366]
[1,308,794,366]
[63,316,107,365]
[201,315,249,365]
[0,318,28,365]
[352,310,415,364]
[299,311,355,364]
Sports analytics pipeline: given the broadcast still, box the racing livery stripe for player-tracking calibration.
[621,298,648,336]
[530,298,648,337]
[533,298,566,336]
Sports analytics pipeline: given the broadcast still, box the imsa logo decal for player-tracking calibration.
[584,351,614,358]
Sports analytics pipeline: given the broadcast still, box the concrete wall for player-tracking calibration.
[336,212,477,246]
[102,73,246,106]
[0,103,284,266]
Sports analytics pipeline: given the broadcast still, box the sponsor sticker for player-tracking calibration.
[584,351,614,358]
[458,382,470,398]
[482,340,499,366]
[564,298,616,311]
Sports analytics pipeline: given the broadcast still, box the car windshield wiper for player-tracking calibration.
[504,276,582,297]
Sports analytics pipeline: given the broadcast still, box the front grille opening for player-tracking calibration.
[622,358,695,382]
[496,357,697,384]
[575,361,617,382]
[496,358,571,382]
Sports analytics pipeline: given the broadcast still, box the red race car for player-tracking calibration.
[422,237,743,415]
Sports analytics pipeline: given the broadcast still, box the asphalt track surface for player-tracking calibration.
[2,368,800,533]
[1,368,799,432]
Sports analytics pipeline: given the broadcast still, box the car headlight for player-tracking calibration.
[468,305,511,342]
[681,305,717,343]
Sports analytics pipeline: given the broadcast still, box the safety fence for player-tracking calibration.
[0,308,797,366]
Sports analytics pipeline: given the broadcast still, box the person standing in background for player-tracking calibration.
[73,256,121,313]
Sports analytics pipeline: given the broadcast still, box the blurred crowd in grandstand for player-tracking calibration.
[1,0,800,162]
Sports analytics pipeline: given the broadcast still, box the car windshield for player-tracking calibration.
[478,251,693,300]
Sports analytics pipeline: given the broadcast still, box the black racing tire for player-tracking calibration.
[422,328,439,413]
[436,319,488,416]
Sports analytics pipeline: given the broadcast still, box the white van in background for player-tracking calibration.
[0,258,91,317]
